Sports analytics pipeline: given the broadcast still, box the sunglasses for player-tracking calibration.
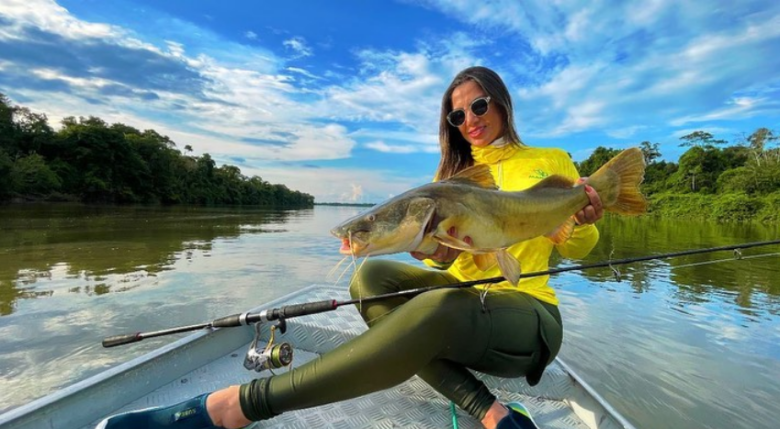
[447,96,492,127]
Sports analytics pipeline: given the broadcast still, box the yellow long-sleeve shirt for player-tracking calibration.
[425,143,599,306]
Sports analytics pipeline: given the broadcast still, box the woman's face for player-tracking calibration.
[450,80,504,148]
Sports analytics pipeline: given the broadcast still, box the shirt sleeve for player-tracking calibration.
[551,149,600,260]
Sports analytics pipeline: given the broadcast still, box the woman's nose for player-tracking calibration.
[463,109,478,128]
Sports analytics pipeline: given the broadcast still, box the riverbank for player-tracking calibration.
[5,192,780,223]
[647,192,780,223]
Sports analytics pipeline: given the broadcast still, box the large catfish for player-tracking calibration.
[331,147,647,285]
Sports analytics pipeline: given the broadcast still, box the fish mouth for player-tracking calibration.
[338,236,368,256]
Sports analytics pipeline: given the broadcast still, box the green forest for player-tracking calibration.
[575,131,780,222]
[0,95,314,207]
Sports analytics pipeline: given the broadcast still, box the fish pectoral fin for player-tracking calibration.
[496,249,521,285]
[544,217,576,245]
[433,232,472,251]
[473,252,498,271]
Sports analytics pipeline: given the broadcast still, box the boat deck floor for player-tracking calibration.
[85,286,591,428]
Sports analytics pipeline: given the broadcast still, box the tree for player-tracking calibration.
[743,127,779,167]
[10,153,61,196]
[14,107,54,155]
[0,149,12,198]
[675,146,727,193]
[679,131,726,148]
[747,128,777,152]
[639,141,661,164]
[577,146,621,177]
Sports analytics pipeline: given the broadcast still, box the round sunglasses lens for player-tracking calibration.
[448,111,466,126]
[472,98,489,116]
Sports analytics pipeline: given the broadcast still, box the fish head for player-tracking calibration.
[330,196,436,257]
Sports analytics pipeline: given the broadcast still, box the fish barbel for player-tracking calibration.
[330,147,647,284]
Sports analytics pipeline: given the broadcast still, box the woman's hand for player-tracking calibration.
[574,178,603,225]
[410,227,472,263]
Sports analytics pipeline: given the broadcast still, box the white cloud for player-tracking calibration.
[0,0,120,41]
[350,128,438,146]
[283,36,313,57]
[319,36,484,133]
[346,184,363,202]
[238,164,427,203]
[286,67,320,80]
[606,126,647,139]
[365,140,438,154]
[245,30,258,40]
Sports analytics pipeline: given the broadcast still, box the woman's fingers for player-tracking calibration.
[584,185,603,217]
[574,183,604,225]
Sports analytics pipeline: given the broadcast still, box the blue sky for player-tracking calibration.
[1,0,779,203]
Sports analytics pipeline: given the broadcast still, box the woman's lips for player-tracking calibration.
[468,126,485,138]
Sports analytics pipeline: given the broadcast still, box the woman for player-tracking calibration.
[98,66,603,429]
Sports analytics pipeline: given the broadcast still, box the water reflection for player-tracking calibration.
[0,204,297,315]
[560,215,780,321]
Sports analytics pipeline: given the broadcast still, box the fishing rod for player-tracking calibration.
[102,238,780,349]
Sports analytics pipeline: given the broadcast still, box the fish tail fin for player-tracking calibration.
[588,147,647,215]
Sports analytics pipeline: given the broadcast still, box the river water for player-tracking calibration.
[1,204,778,429]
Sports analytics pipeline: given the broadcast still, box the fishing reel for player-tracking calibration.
[243,319,293,373]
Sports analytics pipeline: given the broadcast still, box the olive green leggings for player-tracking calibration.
[239,260,562,422]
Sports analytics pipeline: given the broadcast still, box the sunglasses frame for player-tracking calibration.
[447,96,492,127]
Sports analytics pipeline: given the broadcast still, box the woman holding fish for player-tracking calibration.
[98,67,645,429]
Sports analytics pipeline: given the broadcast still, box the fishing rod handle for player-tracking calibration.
[212,300,338,328]
[102,332,143,348]
[276,299,337,319]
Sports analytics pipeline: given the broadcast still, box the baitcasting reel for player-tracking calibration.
[243,319,293,373]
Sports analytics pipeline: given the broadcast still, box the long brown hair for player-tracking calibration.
[435,66,522,180]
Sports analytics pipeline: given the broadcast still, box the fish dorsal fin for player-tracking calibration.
[442,164,497,189]
[526,174,575,192]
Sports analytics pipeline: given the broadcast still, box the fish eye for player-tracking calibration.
[368,214,376,222]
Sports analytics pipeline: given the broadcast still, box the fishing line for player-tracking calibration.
[354,254,371,314]
[326,255,350,283]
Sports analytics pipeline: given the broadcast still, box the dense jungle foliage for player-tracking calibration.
[575,133,780,222]
[0,95,314,207]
